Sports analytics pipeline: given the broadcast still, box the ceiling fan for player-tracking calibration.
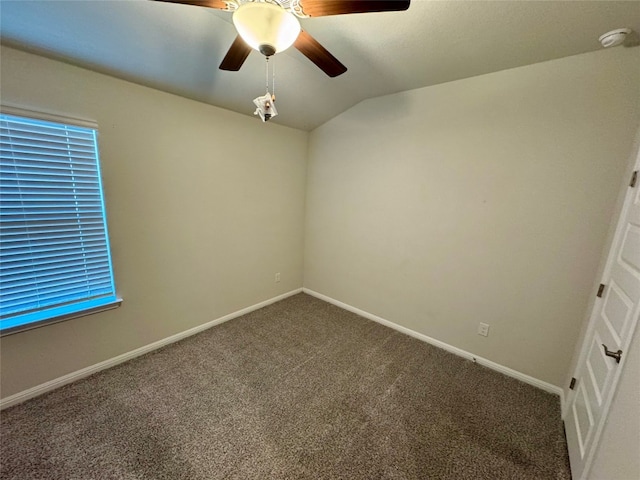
[155,0,411,77]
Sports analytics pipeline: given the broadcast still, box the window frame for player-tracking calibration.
[0,105,121,336]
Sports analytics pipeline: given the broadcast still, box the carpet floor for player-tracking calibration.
[0,293,571,479]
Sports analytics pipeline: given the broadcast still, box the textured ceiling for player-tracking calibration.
[1,0,639,131]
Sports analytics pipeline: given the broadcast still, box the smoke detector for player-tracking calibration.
[599,28,631,48]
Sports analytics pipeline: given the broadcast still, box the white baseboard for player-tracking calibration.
[0,288,303,410]
[303,288,565,408]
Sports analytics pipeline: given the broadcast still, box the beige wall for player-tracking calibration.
[0,46,308,398]
[304,47,640,387]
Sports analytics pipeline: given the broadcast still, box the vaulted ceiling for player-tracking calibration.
[1,1,639,131]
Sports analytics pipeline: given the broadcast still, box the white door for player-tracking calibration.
[564,150,640,480]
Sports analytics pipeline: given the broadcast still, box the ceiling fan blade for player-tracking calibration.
[219,35,252,71]
[294,30,347,78]
[152,0,231,10]
[297,0,410,17]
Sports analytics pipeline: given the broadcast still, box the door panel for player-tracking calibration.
[602,282,632,343]
[585,333,611,405]
[620,225,640,269]
[571,381,594,456]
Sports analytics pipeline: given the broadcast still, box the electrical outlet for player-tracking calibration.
[275,272,281,283]
[478,322,490,337]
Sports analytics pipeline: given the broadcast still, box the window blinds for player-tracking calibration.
[0,112,118,332]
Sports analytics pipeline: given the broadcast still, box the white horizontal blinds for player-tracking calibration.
[0,113,115,319]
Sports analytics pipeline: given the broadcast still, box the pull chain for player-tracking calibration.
[264,56,276,103]
[264,57,276,103]
[272,57,276,103]
[265,56,270,95]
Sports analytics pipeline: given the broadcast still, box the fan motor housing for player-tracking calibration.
[259,44,277,57]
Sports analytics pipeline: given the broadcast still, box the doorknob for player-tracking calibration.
[602,344,623,364]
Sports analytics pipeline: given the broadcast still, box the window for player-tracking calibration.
[0,108,120,335]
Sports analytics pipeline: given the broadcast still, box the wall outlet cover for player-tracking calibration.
[478,322,490,337]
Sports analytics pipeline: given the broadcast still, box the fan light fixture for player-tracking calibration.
[233,2,301,57]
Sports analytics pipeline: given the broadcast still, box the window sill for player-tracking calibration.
[0,299,123,337]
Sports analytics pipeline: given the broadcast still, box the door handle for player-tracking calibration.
[602,344,623,364]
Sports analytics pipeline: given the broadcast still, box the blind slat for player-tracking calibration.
[0,264,110,290]
[1,274,113,300]
[1,226,105,237]
[1,231,106,244]
[2,182,101,190]
[1,131,96,144]
[1,257,110,278]
[0,131,93,145]
[1,162,98,173]
[1,169,101,180]
[0,120,93,136]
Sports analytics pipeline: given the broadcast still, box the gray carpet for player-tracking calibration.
[0,293,571,479]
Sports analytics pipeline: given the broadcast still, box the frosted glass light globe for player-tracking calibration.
[233,2,301,56]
